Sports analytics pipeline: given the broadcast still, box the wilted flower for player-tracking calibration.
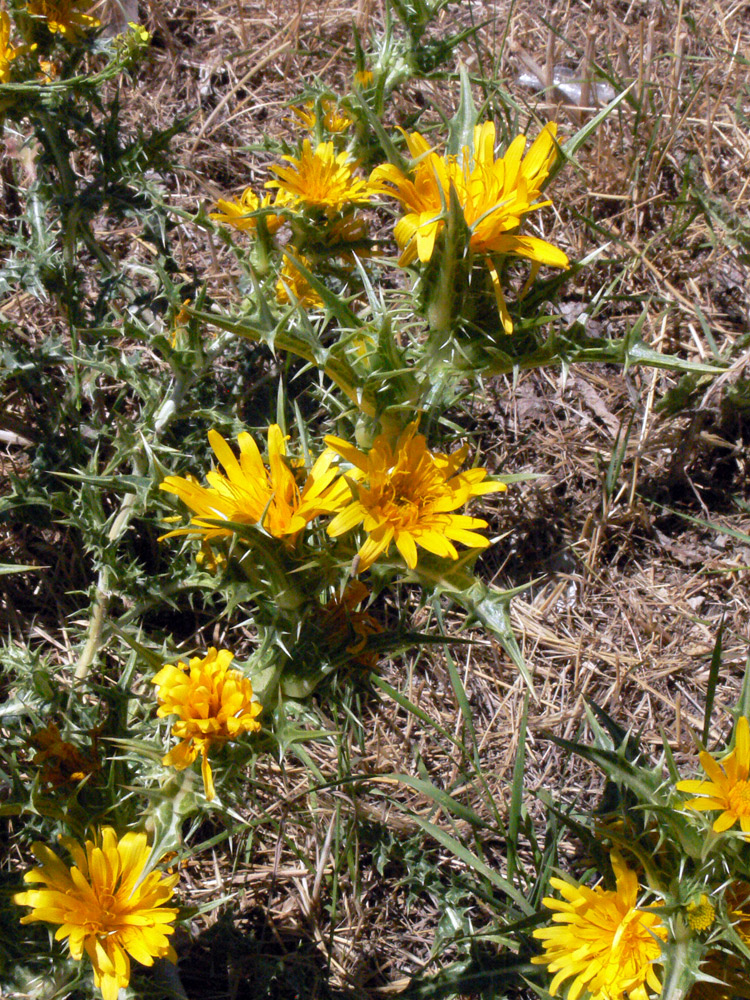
[276,254,324,309]
[370,122,569,332]
[37,56,58,81]
[325,421,505,572]
[532,852,666,1000]
[14,828,178,1000]
[26,0,100,39]
[153,647,262,800]
[726,881,750,945]
[168,298,191,348]
[266,140,372,216]
[676,716,750,836]
[320,214,372,265]
[321,580,382,668]
[210,186,288,234]
[28,722,98,787]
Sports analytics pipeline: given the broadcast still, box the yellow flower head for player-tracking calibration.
[290,99,353,134]
[1,11,22,82]
[532,853,666,1000]
[160,425,350,554]
[14,828,178,1000]
[676,716,750,836]
[685,894,715,933]
[325,421,505,572]
[210,186,288,234]
[266,140,372,216]
[276,254,324,309]
[28,722,98,787]
[321,100,353,134]
[153,647,262,800]
[369,122,569,332]
[354,68,374,88]
[26,0,100,40]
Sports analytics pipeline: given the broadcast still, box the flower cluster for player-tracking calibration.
[370,122,569,332]
[211,122,375,310]
[161,422,503,574]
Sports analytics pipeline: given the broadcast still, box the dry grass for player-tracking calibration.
[2,1,750,997]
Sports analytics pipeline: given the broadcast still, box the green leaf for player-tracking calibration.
[389,773,485,827]
[370,674,463,749]
[446,63,478,157]
[0,564,44,576]
[410,815,534,914]
[704,620,725,744]
[401,957,532,999]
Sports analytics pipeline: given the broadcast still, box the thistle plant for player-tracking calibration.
[1,3,741,997]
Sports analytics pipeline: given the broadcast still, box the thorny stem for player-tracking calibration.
[72,332,234,687]
[659,915,702,1000]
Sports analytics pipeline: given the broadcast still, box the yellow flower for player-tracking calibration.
[152,647,262,800]
[266,140,372,217]
[26,0,100,40]
[290,100,353,134]
[160,425,350,555]
[354,68,373,87]
[1,11,22,82]
[370,130,448,267]
[276,254,324,309]
[325,421,505,572]
[321,100,353,133]
[289,103,317,130]
[14,828,178,1000]
[532,853,666,1000]
[370,122,569,332]
[676,716,750,836]
[28,722,98,787]
[209,186,287,234]
[169,298,191,348]
[685,894,715,933]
